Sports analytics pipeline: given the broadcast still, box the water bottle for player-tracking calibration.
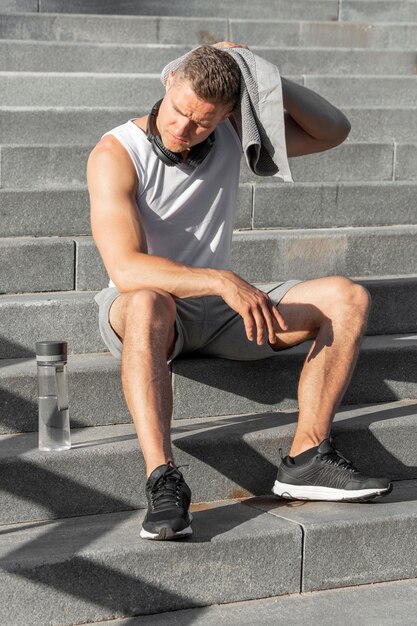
[36,341,71,451]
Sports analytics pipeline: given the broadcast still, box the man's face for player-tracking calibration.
[156,72,231,154]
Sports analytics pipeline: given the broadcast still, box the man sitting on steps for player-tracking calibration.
[87,43,392,541]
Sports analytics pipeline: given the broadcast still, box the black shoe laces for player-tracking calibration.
[320,450,359,474]
[150,466,185,511]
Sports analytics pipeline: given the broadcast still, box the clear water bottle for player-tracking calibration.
[36,341,71,451]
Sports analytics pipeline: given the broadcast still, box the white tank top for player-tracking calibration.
[104,118,243,287]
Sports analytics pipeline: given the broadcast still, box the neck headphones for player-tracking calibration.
[146,99,215,168]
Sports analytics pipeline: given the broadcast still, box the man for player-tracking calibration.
[87,43,391,541]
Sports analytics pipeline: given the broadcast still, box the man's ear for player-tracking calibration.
[221,108,234,122]
[166,71,176,92]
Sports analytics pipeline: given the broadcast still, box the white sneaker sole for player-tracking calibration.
[272,480,392,502]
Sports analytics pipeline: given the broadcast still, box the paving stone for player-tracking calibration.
[0,188,90,237]
[0,504,301,625]
[253,182,417,229]
[251,480,417,591]
[91,578,417,626]
[0,238,75,294]
[0,401,416,523]
[0,14,228,44]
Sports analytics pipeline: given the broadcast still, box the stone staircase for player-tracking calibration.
[0,1,417,624]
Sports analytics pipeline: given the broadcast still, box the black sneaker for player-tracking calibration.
[140,463,192,540]
[272,438,392,502]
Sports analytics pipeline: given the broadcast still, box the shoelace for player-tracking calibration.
[150,467,184,510]
[320,451,359,473]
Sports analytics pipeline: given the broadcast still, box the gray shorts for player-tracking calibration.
[95,280,301,363]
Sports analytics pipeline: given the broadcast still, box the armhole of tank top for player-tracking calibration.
[224,118,243,153]
[103,130,142,187]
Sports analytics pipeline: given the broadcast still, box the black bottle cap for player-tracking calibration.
[35,341,67,360]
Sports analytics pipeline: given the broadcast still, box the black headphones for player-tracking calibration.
[146,99,215,168]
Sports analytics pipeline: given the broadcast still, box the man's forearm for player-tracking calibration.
[111,251,227,299]
[281,77,351,143]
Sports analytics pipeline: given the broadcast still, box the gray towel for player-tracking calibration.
[161,46,293,182]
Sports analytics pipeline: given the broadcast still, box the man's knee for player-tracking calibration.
[124,288,177,325]
[110,288,176,340]
[325,276,371,320]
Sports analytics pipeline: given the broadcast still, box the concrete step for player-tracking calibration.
[0,277,415,356]
[231,19,417,49]
[2,40,416,75]
[3,0,417,22]
[1,141,414,189]
[0,401,416,523]
[92,578,417,626]
[1,334,416,430]
[1,106,417,144]
[229,227,417,284]
[74,227,417,292]
[0,481,416,625]
[0,501,301,626]
[1,73,416,108]
[2,181,416,238]
[0,13,229,45]
[0,72,165,108]
[305,75,417,108]
[253,181,417,230]
[0,0,341,20]
[0,238,75,294]
[0,185,251,236]
[3,226,417,293]
[1,14,417,50]
[341,0,417,23]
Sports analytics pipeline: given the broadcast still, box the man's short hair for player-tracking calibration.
[175,45,241,111]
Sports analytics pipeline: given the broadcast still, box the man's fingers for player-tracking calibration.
[260,302,278,344]
[272,305,288,331]
[243,310,256,342]
[252,307,267,345]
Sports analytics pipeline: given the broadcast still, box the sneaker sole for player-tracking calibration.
[140,514,193,541]
[272,481,393,502]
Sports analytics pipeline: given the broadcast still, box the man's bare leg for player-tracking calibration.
[271,275,371,457]
[108,288,177,477]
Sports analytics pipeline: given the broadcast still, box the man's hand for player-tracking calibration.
[213,41,249,50]
[218,271,287,345]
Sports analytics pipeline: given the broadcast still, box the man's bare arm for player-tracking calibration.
[281,77,351,157]
[87,136,287,344]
